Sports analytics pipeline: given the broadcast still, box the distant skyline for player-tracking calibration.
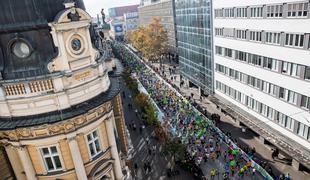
[84,0,140,17]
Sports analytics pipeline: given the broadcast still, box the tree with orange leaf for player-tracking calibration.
[127,17,168,62]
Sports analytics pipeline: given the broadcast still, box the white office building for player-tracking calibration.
[213,0,310,170]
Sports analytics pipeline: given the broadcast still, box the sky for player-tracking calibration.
[84,0,140,17]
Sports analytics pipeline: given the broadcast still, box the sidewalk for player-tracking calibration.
[151,62,310,180]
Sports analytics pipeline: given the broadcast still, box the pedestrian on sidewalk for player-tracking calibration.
[285,173,291,180]
[146,137,150,145]
[144,163,148,174]
[122,91,126,99]
[152,145,156,155]
[139,126,143,134]
[148,147,152,156]
[134,163,138,176]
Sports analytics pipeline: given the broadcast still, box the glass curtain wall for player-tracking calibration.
[175,0,214,94]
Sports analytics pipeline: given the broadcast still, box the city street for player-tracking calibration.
[120,78,196,180]
[113,44,266,180]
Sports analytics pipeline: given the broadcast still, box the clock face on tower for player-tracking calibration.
[71,38,82,51]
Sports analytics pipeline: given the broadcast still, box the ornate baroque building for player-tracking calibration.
[0,0,129,179]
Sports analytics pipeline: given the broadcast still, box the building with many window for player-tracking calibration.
[0,0,129,179]
[175,0,214,95]
[124,12,139,31]
[213,0,310,171]
[139,0,178,60]
[108,5,139,41]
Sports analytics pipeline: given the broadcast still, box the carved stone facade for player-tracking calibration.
[0,102,112,141]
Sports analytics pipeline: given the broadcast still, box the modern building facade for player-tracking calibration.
[124,12,139,31]
[0,0,129,179]
[108,5,139,18]
[213,0,310,170]
[109,17,126,41]
[138,0,177,59]
[175,0,214,95]
[108,5,139,41]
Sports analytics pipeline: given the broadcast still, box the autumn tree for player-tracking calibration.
[134,92,149,109]
[144,17,168,62]
[127,17,168,62]
[127,27,147,53]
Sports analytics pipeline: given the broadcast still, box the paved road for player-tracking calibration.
[151,61,310,180]
[120,78,196,180]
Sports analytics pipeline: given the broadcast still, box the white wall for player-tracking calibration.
[215,71,310,126]
[215,88,310,150]
[214,0,307,8]
[213,0,310,147]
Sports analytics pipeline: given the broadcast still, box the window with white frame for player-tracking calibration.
[263,57,278,71]
[215,9,224,18]
[236,29,247,40]
[254,101,261,112]
[249,54,262,66]
[250,7,263,17]
[224,8,234,18]
[40,146,63,172]
[224,48,232,58]
[87,130,102,157]
[297,122,310,140]
[287,90,298,105]
[267,107,274,120]
[279,87,286,99]
[250,31,262,42]
[261,104,268,116]
[235,50,247,61]
[291,63,301,77]
[305,66,310,80]
[254,78,261,89]
[268,84,275,95]
[300,95,310,110]
[285,33,304,47]
[236,7,247,17]
[234,71,240,80]
[215,28,223,36]
[265,32,281,45]
[282,62,301,76]
[237,92,242,102]
[215,46,223,55]
[288,2,308,17]
[263,81,269,93]
[267,4,283,18]
[282,61,291,74]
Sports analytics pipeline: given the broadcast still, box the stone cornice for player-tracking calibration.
[0,101,112,141]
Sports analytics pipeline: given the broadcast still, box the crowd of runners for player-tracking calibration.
[113,42,275,180]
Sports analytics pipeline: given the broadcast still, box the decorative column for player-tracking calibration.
[105,118,124,180]
[16,146,37,180]
[4,145,25,180]
[68,137,87,180]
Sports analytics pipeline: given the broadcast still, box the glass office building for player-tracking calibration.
[175,0,214,95]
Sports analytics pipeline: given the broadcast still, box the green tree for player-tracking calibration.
[163,137,186,169]
[143,102,159,126]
